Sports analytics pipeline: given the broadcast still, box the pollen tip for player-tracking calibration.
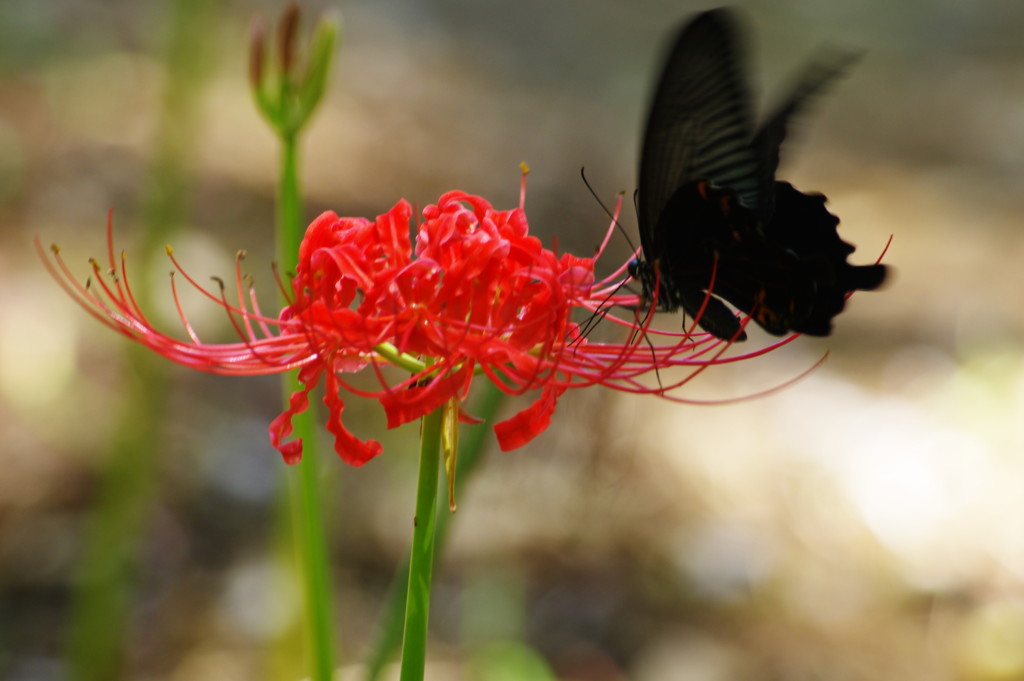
[50,243,60,254]
[236,250,247,260]
[210,275,226,290]
[519,161,530,175]
[166,245,174,255]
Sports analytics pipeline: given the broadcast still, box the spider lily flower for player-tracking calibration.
[36,172,797,467]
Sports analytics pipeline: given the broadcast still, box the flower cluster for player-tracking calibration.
[38,174,797,466]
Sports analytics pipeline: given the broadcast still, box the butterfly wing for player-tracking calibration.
[637,8,762,339]
[759,181,888,335]
[744,53,886,336]
[638,8,761,248]
[636,9,886,340]
[751,51,861,223]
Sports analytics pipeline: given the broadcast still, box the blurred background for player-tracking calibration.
[2,0,1024,680]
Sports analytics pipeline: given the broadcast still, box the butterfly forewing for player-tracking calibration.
[638,7,761,250]
[751,52,860,223]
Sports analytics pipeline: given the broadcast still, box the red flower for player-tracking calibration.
[37,173,797,467]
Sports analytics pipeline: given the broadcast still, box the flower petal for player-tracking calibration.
[380,364,473,430]
[268,363,323,465]
[492,382,566,451]
[323,365,383,466]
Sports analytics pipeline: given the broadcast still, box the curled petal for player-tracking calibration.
[457,405,485,425]
[493,383,566,452]
[269,363,323,465]
[323,364,383,466]
[380,364,473,430]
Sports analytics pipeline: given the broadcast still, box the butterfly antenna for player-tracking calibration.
[573,276,635,346]
[625,305,663,391]
[580,167,638,254]
[647,331,664,393]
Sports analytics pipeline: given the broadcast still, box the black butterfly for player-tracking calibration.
[629,8,887,341]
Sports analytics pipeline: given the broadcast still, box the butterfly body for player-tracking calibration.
[633,8,887,340]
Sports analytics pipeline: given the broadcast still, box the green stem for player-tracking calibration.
[277,128,336,681]
[65,351,167,681]
[399,408,445,681]
[65,2,218,678]
[285,376,336,681]
[362,383,504,681]
[277,130,303,269]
